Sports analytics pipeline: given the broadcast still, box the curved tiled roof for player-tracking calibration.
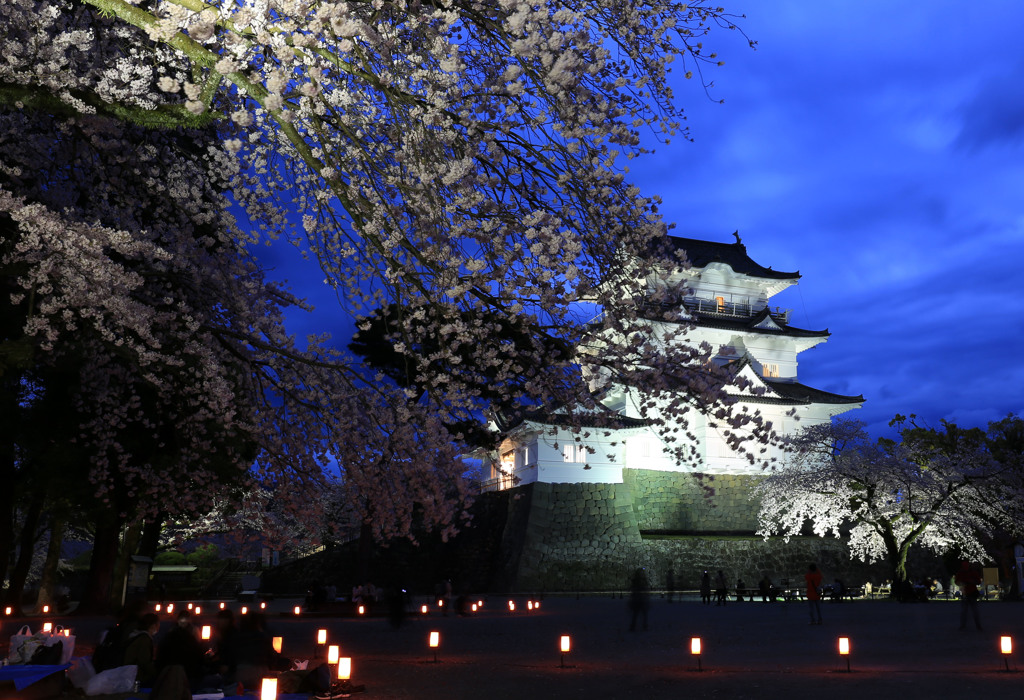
[695,308,830,338]
[739,378,864,406]
[663,235,800,280]
[643,305,830,339]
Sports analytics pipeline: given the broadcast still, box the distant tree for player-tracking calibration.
[754,417,1023,588]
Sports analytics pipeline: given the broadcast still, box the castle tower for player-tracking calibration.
[483,234,862,491]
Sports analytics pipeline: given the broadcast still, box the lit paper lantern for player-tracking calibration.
[42,622,52,633]
[220,602,226,610]
[429,631,440,663]
[338,657,352,681]
[328,645,340,665]
[261,602,267,610]
[838,637,851,672]
[1001,636,1013,671]
[166,603,174,614]
[272,637,282,654]
[420,604,428,614]
[293,606,301,615]
[41,605,49,613]
[690,637,703,671]
[201,625,211,641]
[317,629,327,645]
[194,606,201,615]
[260,677,277,700]
[241,606,248,615]
[358,605,365,615]
[560,635,571,668]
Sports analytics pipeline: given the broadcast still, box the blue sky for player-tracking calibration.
[261,0,1024,440]
[626,0,1024,437]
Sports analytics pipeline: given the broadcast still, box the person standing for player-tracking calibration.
[955,561,983,631]
[805,563,823,625]
[628,568,650,632]
[700,570,712,605]
[714,570,728,607]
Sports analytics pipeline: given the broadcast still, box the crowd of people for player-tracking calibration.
[93,600,296,697]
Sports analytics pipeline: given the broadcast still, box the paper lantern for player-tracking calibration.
[690,637,703,671]
[317,629,327,645]
[429,630,440,663]
[260,678,277,700]
[338,657,352,681]
[201,625,211,641]
[293,606,301,615]
[560,635,571,668]
[1001,636,1013,671]
[272,636,282,654]
[838,637,851,672]
[328,645,340,665]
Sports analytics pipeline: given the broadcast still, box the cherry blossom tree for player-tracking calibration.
[1,0,768,607]
[754,418,1024,589]
[1,0,761,441]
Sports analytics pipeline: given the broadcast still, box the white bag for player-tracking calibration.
[47,626,76,664]
[67,656,96,690]
[8,625,41,664]
[84,664,138,696]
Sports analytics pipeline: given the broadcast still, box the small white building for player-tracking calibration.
[482,234,862,491]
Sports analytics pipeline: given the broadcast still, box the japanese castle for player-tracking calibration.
[483,234,863,491]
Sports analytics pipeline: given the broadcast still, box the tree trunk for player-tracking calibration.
[0,382,19,591]
[110,522,143,611]
[78,517,124,614]
[34,513,65,612]
[136,514,164,559]
[356,521,373,584]
[5,494,44,608]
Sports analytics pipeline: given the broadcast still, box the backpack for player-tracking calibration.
[92,626,125,672]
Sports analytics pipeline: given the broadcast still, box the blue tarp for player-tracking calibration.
[0,663,70,690]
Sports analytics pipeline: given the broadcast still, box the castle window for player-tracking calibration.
[562,443,587,463]
[715,296,726,312]
[762,363,779,378]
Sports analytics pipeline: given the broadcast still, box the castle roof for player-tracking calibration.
[665,235,800,280]
[742,378,864,406]
[692,307,830,339]
[491,404,649,434]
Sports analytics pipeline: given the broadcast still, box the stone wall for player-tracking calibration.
[498,475,942,593]
[624,470,762,533]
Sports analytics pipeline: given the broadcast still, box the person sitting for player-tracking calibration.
[156,610,205,692]
[121,613,160,687]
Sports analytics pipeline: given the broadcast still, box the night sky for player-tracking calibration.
[261,1,1024,440]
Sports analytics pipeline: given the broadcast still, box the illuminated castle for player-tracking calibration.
[483,234,862,491]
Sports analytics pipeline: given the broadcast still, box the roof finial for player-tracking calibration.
[732,230,742,244]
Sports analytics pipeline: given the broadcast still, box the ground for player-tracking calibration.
[8,593,1022,699]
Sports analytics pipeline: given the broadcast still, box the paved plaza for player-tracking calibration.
[35,593,1024,699]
